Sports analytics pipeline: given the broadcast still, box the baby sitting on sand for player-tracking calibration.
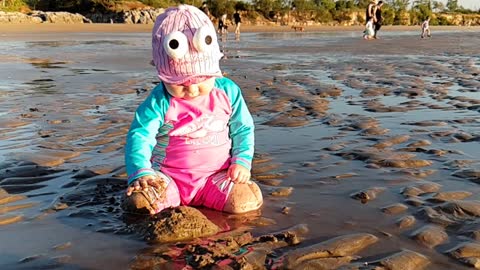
[122,5,263,215]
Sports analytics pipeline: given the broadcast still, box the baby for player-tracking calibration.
[363,18,374,40]
[123,5,263,215]
[421,16,431,38]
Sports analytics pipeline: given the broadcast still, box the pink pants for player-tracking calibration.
[153,170,234,213]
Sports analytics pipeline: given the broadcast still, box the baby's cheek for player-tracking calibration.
[199,86,213,96]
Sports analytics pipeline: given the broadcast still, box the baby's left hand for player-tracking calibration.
[227,164,252,184]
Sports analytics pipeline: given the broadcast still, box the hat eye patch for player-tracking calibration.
[163,31,188,59]
[193,26,216,53]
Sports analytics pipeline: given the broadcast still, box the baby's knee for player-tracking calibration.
[223,182,263,214]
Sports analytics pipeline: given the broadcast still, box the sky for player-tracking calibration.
[442,0,479,10]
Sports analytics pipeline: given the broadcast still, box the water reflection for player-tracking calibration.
[25,78,57,94]
[29,58,68,69]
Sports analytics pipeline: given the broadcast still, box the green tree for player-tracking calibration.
[446,0,458,12]
[431,0,444,12]
[252,0,285,17]
[292,0,316,12]
[26,0,40,9]
[139,0,178,8]
[411,0,432,24]
[356,0,370,9]
[234,1,250,11]
[319,0,335,10]
[381,4,395,24]
[388,0,409,25]
[389,0,409,12]
[335,0,355,10]
[314,6,333,22]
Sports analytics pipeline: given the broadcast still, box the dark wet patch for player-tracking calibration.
[82,40,130,46]
[26,41,78,47]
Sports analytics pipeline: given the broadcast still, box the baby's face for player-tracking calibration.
[164,77,215,100]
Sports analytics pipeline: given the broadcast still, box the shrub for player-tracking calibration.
[0,0,29,12]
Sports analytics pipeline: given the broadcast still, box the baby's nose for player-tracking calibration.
[185,85,199,95]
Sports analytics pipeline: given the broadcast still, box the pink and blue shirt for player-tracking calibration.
[125,77,254,203]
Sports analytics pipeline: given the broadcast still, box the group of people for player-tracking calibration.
[363,0,383,40]
[218,11,242,35]
[200,2,242,36]
[363,0,432,40]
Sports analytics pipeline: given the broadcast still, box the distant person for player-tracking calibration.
[373,1,384,39]
[218,13,228,34]
[365,0,376,23]
[124,5,262,215]
[233,10,241,36]
[200,2,210,17]
[363,18,375,40]
[421,16,431,38]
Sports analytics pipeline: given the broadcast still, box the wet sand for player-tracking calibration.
[1,25,480,269]
[1,22,477,34]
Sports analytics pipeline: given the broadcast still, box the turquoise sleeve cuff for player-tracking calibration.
[127,168,156,185]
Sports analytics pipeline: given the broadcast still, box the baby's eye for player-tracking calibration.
[193,26,216,52]
[163,31,188,59]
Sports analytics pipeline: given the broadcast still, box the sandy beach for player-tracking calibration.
[1,24,480,269]
[1,22,478,33]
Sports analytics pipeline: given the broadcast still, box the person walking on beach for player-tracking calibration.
[123,4,262,215]
[233,10,242,36]
[365,0,376,23]
[421,16,431,38]
[200,1,210,17]
[218,13,228,34]
[373,1,384,39]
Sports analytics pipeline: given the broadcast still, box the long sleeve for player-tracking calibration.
[125,84,170,184]
[215,78,255,170]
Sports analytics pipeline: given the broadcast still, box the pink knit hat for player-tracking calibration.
[152,5,223,85]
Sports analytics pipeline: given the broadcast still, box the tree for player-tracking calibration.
[388,0,409,25]
[26,0,40,9]
[446,0,458,12]
[411,0,432,24]
[317,0,335,10]
[336,0,355,10]
[292,0,316,12]
[252,0,285,17]
[381,4,395,24]
[432,0,445,12]
[389,0,409,12]
[356,0,370,9]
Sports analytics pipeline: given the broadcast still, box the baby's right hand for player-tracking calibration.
[126,175,166,196]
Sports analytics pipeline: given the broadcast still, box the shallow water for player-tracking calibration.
[1,29,480,269]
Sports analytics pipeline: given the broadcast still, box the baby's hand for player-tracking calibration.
[126,175,166,196]
[227,164,252,184]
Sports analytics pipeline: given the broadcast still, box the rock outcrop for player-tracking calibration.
[85,8,165,24]
[0,11,91,23]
